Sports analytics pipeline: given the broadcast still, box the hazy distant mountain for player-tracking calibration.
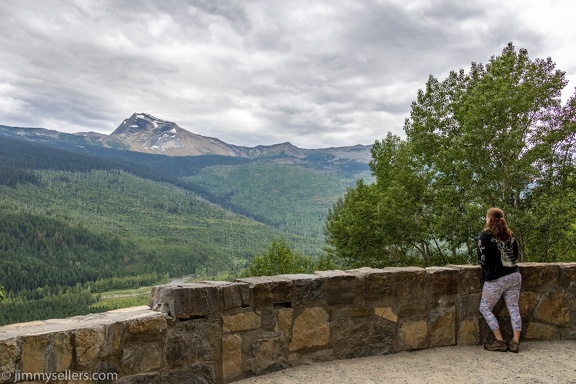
[105,113,373,161]
[99,113,371,163]
[0,113,373,163]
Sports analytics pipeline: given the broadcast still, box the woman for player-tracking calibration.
[477,207,522,353]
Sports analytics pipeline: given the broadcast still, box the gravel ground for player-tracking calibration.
[236,340,576,384]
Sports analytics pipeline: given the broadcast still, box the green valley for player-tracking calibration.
[0,131,371,325]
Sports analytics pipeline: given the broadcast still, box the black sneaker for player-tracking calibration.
[484,339,507,352]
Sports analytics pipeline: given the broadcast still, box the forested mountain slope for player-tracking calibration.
[0,129,371,324]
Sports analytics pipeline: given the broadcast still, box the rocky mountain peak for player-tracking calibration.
[107,113,241,156]
[111,113,178,136]
[100,112,372,161]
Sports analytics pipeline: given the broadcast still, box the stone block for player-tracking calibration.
[429,309,456,347]
[395,267,426,300]
[448,265,482,295]
[533,291,570,326]
[46,331,73,373]
[398,299,428,319]
[223,311,261,333]
[280,274,324,307]
[314,270,357,306]
[559,263,576,289]
[332,316,396,358]
[458,293,481,319]
[398,319,428,351]
[126,313,167,336]
[74,326,106,370]
[259,308,279,331]
[20,333,49,373]
[236,276,293,308]
[519,263,560,289]
[427,267,459,305]
[375,307,398,323]
[202,281,251,310]
[560,328,576,340]
[570,292,576,329]
[254,336,285,373]
[345,267,380,306]
[288,349,335,367]
[149,283,220,319]
[345,267,380,275]
[92,360,120,383]
[121,341,163,374]
[101,321,125,358]
[360,268,397,305]
[276,308,293,342]
[571,308,576,331]
[222,334,243,382]
[457,318,480,345]
[519,291,540,318]
[245,331,289,377]
[479,317,494,344]
[525,322,560,340]
[0,338,18,382]
[164,319,220,367]
[331,307,373,320]
[289,307,330,351]
[117,363,216,384]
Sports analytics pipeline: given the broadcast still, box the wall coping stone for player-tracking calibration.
[0,306,161,341]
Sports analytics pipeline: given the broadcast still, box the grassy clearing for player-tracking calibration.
[90,286,153,310]
[88,273,245,312]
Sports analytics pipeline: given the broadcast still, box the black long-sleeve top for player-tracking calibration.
[477,230,519,281]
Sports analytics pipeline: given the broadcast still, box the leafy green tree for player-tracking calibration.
[325,180,382,267]
[246,238,313,276]
[325,43,576,266]
[0,285,5,303]
[405,42,575,260]
[325,133,434,267]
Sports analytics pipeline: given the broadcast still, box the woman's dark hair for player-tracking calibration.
[483,207,513,241]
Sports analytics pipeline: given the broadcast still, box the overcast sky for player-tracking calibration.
[1,0,575,149]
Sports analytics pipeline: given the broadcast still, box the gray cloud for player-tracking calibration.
[0,0,574,148]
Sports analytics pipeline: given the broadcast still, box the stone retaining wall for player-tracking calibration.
[1,263,575,383]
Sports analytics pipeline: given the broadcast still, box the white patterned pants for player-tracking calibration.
[479,271,522,331]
